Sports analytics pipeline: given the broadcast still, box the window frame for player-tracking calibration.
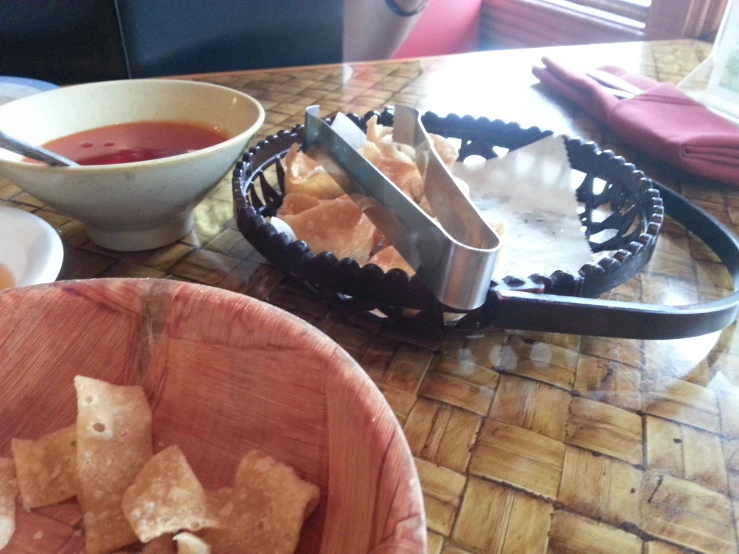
[481,0,728,48]
[552,0,650,24]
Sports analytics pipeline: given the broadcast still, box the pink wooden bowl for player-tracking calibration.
[0,278,425,553]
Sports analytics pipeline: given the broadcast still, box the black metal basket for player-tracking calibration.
[233,108,739,339]
[233,109,662,326]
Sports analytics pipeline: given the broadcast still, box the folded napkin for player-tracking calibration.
[532,56,739,186]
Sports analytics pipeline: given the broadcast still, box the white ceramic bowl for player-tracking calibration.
[0,79,264,251]
[0,205,63,288]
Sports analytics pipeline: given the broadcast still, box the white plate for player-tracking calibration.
[0,206,63,288]
[0,76,58,107]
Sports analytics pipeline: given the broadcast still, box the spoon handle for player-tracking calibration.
[0,129,78,167]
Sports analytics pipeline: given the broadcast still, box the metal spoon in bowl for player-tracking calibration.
[0,129,78,167]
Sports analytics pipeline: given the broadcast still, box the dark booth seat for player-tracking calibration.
[0,0,343,84]
[0,1,128,84]
[116,0,343,77]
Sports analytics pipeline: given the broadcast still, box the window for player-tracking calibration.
[481,0,727,49]
[559,0,651,26]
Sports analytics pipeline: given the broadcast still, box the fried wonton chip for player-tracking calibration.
[196,489,239,554]
[366,115,393,143]
[430,133,459,167]
[141,535,176,554]
[75,376,153,554]
[278,192,323,217]
[282,196,378,264]
[366,114,458,167]
[358,141,422,203]
[123,446,211,543]
[367,246,415,275]
[367,116,417,160]
[204,488,235,522]
[0,458,18,550]
[198,450,319,554]
[283,144,344,199]
[11,425,78,510]
[174,532,210,554]
[488,219,506,239]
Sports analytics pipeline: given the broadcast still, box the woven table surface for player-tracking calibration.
[4,39,739,554]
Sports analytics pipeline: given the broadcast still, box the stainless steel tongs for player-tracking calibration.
[302,105,500,310]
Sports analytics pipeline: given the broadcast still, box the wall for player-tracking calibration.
[393,0,483,58]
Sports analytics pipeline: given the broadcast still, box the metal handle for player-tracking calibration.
[0,129,77,167]
[303,106,499,311]
[489,181,739,339]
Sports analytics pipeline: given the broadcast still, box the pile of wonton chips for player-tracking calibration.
[0,376,319,554]
[276,115,473,274]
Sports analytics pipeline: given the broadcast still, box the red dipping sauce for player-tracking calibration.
[34,121,229,166]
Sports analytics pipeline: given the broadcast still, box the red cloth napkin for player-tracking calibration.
[532,56,739,186]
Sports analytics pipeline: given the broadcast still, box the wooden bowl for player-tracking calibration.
[0,279,425,553]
